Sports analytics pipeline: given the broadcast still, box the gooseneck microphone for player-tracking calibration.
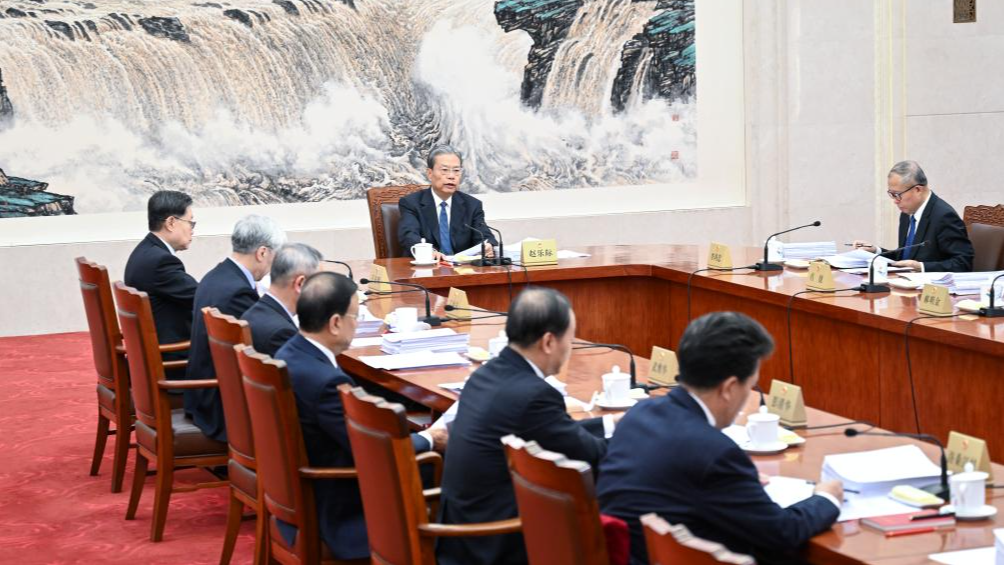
[572,341,645,391]
[359,278,442,326]
[754,221,822,271]
[844,427,949,501]
[465,224,493,267]
[980,273,1004,318]
[323,259,354,281]
[486,225,512,266]
[444,304,508,316]
[859,241,927,293]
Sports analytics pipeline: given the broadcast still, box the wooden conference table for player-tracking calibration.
[360,244,1004,462]
[336,261,1003,565]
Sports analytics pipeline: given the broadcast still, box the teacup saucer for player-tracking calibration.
[595,398,637,410]
[388,322,431,333]
[742,440,789,455]
[784,259,811,269]
[939,504,998,521]
[411,260,439,266]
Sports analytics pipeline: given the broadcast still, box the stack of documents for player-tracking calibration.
[355,304,384,335]
[819,249,887,269]
[781,241,837,260]
[822,445,942,494]
[381,328,470,355]
[899,271,1003,295]
[361,351,470,371]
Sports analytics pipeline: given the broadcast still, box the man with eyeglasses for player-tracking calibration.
[398,145,497,261]
[852,160,973,272]
[124,190,200,378]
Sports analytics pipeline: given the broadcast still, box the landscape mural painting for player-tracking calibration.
[0,0,695,218]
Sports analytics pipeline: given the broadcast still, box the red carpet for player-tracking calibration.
[0,332,255,564]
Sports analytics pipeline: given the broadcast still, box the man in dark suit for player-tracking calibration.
[124,191,198,375]
[275,272,445,560]
[597,312,842,565]
[241,243,322,356]
[397,145,497,260]
[185,214,286,442]
[437,287,611,565]
[853,160,974,272]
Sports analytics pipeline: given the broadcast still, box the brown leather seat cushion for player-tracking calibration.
[135,409,228,458]
[97,383,116,412]
[969,222,1004,271]
[228,459,257,501]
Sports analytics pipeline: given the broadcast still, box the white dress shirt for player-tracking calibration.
[432,191,452,226]
[516,351,616,438]
[905,191,932,272]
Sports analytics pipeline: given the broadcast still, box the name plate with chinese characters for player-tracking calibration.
[648,346,679,388]
[521,239,558,266]
[806,261,835,291]
[946,431,992,479]
[707,242,732,269]
[446,287,471,320]
[918,284,952,315]
[767,379,807,428]
[368,264,391,293]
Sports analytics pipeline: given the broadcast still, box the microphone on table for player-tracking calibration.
[444,304,508,316]
[486,225,512,266]
[572,341,649,392]
[322,259,354,282]
[979,273,1004,318]
[859,241,927,293]
[844,427,949,501]
[465,224,494,267]
[754,221,822,271]
[358,278,442,326]
[363,288,424,296]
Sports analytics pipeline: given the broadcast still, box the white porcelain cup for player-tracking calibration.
[391,307,418,331]
[601,366,631,405]
[411,240,434,263]
[746,406,780,448]
[488,331,508,358]
[950,464,989,517]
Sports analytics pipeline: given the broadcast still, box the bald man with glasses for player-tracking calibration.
[853,161,974,272]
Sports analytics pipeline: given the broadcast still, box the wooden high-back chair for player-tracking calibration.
[641,513,755,565]
[236,346,364,565]
[501,435,612,565]
[366,184,426,259]
[963,204,1004,271]
[339,384,520,565]
[202,307,266,565]
[114,282,228,542]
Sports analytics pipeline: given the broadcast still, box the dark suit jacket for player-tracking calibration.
[275,333,430,559]
[597,387,839,565]
[123,233,198,346]
[184,259,259,442]
[397,189,497,256]
[240,293,297,357]
[881,191,974,272]
[437,346,607,565]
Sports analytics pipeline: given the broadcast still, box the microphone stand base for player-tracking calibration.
[920,482,950,503]
[753,262,784,272]
[422,315,443,327]
[470,258,513,267]
[859,283,891,293]
[979,306,1003,318]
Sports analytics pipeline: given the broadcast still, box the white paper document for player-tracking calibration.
[360,351,470,370]
[929,547,996,565]
[820,249,888,269]
[557,250,590,259]
[821,445,941,494]
[349,336,384,348]
[764,476,815,509]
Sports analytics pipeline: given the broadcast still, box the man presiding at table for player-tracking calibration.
[398,145,497,261]
[853,160,974,272]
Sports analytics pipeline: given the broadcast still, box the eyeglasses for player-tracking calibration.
[887,184,921,201]
[172,216,197,229]
[436,167,462,176]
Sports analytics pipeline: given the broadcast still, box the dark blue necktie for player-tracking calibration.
[901,216,916,260]
[438,201,453,255]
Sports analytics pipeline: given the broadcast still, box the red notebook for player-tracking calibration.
[861,511,955,533]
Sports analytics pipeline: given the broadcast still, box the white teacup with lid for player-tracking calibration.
[411,238,435,264]
[488,331,508,358]
[949,462,990,518]
[745,405,780,449]
[601,365,631,405]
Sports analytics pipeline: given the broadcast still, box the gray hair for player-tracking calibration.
[888,160,928,187]
[271,243,323,286]
[426,145,463,169]
[231,214,286,254]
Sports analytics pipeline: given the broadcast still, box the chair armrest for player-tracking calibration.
[158,379,218,390]
[299,467,357,480]
[159,340,191,353]
[422,487,441,500]
[163,360,188,370]
[415,451,443,487]
[418,518,521,538]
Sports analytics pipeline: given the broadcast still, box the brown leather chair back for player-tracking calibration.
[366,184,426,259]
[641,513,755,565]
[113,282,166,434]
[237,345,321,563]
[964,204,1004,271]
[203,307,256,488]
[502,435,609,565]
[339,385,430,565]
[76,257,123,391]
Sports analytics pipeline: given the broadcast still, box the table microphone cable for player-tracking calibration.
[686,265,758,320]
[903,312,964,434]
[784,287,860,386]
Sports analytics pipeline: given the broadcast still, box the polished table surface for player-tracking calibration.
[335,266,1003,565]
[363,245,1004,462]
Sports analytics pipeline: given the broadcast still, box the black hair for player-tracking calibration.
[297,272,358,333]
[505,287,572,348]
[677,312,775,390]
[148,190,193,232]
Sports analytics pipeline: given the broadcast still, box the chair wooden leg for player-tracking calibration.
[125,452,149,520]
[150,461,174,541]
[219,490,243,565]
[90,413,110,477]
[110,424,130,493]
[253,501,268,565]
